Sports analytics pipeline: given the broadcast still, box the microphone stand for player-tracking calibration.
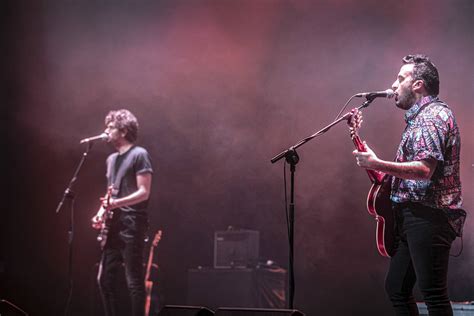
[270,97,374,309]
[55,141,94,316]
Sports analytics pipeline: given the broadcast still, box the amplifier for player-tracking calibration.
[214,229,259,268]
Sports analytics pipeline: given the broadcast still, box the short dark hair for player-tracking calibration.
[105,109,139,143]
[402,54,439,95]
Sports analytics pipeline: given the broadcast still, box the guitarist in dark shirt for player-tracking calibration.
[92,109,153,316]
[352,55,465,316]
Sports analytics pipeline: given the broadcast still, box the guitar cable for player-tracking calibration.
[333,93,360,121]
[0,299,29,316]
[450,237,463,257]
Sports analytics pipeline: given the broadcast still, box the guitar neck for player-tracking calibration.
[352,134,365,152]
[352,135,381,183]
[145,245,154,281]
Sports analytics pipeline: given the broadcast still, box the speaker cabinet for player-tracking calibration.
[215,308,304,316]
[187,267,286,309]
[158,305,214,316]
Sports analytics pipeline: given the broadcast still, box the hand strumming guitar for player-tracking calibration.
[91,186,114,229]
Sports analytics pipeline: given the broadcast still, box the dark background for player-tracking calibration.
[2,1,473,315]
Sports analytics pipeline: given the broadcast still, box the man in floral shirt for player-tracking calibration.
[353,54,465,316]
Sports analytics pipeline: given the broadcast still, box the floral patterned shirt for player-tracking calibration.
[391,95,465,235]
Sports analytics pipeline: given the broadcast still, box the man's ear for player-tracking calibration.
[412,79,425,93]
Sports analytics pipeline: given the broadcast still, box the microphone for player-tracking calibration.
[355,89,395,99]
[80,133,109,144]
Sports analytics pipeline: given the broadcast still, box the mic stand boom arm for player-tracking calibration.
[270,98,374,309]
[55,142,93,214]
[271,99,373,164]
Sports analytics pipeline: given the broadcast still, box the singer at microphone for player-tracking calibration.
[351,54,463,315]
[355,89,395,99]
[91,109,153,316]
[80,133,109,144]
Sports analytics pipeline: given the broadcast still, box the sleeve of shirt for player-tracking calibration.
[411,116,445,162]
[134,148,153,175]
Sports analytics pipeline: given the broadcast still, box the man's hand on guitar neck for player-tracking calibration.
[352,141,380,170]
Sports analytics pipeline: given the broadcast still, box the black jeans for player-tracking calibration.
[385,203,456,316]
[97,212,147,316]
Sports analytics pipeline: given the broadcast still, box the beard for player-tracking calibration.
[395,88,417,110]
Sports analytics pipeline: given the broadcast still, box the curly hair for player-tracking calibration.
[105,109,139,143]
[402,54,440,96]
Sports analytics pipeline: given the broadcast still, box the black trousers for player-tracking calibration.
[385,203,456,316]
[97,212,147,316]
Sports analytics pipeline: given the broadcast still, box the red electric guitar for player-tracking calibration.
[144,230,162,316]
[348,109,396,257]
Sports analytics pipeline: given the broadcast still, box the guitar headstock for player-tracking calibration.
[347,108,363,139]
[152,230,162,247]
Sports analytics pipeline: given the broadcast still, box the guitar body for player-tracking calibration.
[348,109,396,258]
[97,209,114,250]
[96,186,114,250]
[367,174,396,257]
